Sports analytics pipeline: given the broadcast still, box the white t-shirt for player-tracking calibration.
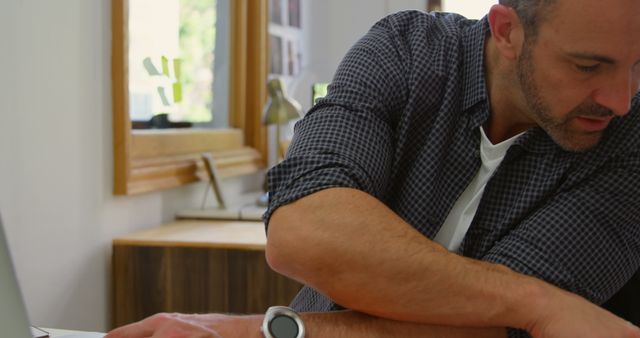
[433,127,522,252]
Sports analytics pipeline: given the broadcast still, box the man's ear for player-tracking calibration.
[488,4,524,61]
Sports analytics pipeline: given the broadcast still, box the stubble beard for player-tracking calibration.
[516,42,614,152]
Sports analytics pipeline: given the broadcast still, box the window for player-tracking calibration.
[112,0,268,195]
[128,0,231,126]
[268,0,303,80]
[430,0,496,19]
[442,0,495,19]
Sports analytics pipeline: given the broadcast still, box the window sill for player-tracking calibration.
[116,128,264,195]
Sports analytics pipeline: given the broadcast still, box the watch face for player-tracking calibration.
[269,314,299,338]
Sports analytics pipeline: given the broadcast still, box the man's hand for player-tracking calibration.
[528,286,640,338]
[104,313,262,338]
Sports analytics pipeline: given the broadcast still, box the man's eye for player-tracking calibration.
[576,64,600,73]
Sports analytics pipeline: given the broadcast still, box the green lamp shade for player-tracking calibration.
[263,78,302,125]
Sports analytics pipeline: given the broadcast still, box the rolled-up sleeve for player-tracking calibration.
[483,152,640,338]
[263,17,410,225]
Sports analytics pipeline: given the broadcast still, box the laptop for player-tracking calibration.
[0,215,104,338]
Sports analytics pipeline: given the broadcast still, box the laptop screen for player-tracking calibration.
[0,215,33,338]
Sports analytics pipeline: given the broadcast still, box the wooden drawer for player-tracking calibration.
[111,221,302,328]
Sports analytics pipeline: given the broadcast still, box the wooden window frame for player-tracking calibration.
[112,0,268,195]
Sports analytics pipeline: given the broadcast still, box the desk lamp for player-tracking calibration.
[263,78,302,161]
[256,79,302,207]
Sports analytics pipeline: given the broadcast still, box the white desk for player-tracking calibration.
[45,328,104,338]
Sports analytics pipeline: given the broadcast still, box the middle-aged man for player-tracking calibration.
[107,0,640,337]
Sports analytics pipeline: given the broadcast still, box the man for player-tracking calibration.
[107,0,640,337]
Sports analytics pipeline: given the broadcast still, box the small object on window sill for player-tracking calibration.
[131,113,193,129]
[177,191,266,222]
[176,204,266,222]
[201,153,228,209]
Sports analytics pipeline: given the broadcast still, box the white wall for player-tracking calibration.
[289,0,427,113]
[0,0,261,332]
[442,0,497,19]
[287,0,497,111]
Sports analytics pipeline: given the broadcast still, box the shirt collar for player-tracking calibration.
[512,128,559,153]
[460,17,491,117]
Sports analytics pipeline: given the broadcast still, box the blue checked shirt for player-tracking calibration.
[264,10,640,337]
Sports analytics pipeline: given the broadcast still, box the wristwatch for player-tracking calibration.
[261,306,305,338]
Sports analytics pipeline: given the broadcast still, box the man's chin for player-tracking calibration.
[549,131,603,152]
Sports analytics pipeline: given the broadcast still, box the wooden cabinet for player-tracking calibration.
[111,220,302,328]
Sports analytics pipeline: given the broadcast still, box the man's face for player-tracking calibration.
[513,0,640,151]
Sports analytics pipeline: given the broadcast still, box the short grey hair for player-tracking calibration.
[498,0,557,41]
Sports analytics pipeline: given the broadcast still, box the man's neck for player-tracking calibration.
[483,36,536,144]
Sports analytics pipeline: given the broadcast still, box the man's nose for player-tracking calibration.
[592,71,638,117]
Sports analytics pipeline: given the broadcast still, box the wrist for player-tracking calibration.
[512,276,556,333]
[231,314,264,338]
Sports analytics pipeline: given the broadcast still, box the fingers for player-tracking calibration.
[105,313,181,338]
[106,313,225,338]
[105,319,155,338]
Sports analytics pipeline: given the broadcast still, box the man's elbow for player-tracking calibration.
[264,219,292,277]
[265,205,323,284]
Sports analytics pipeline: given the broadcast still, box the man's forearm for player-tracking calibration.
[231,311,505,338]
[302,311,506,338]
[267,188,554,330]
[106,310,507,338]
